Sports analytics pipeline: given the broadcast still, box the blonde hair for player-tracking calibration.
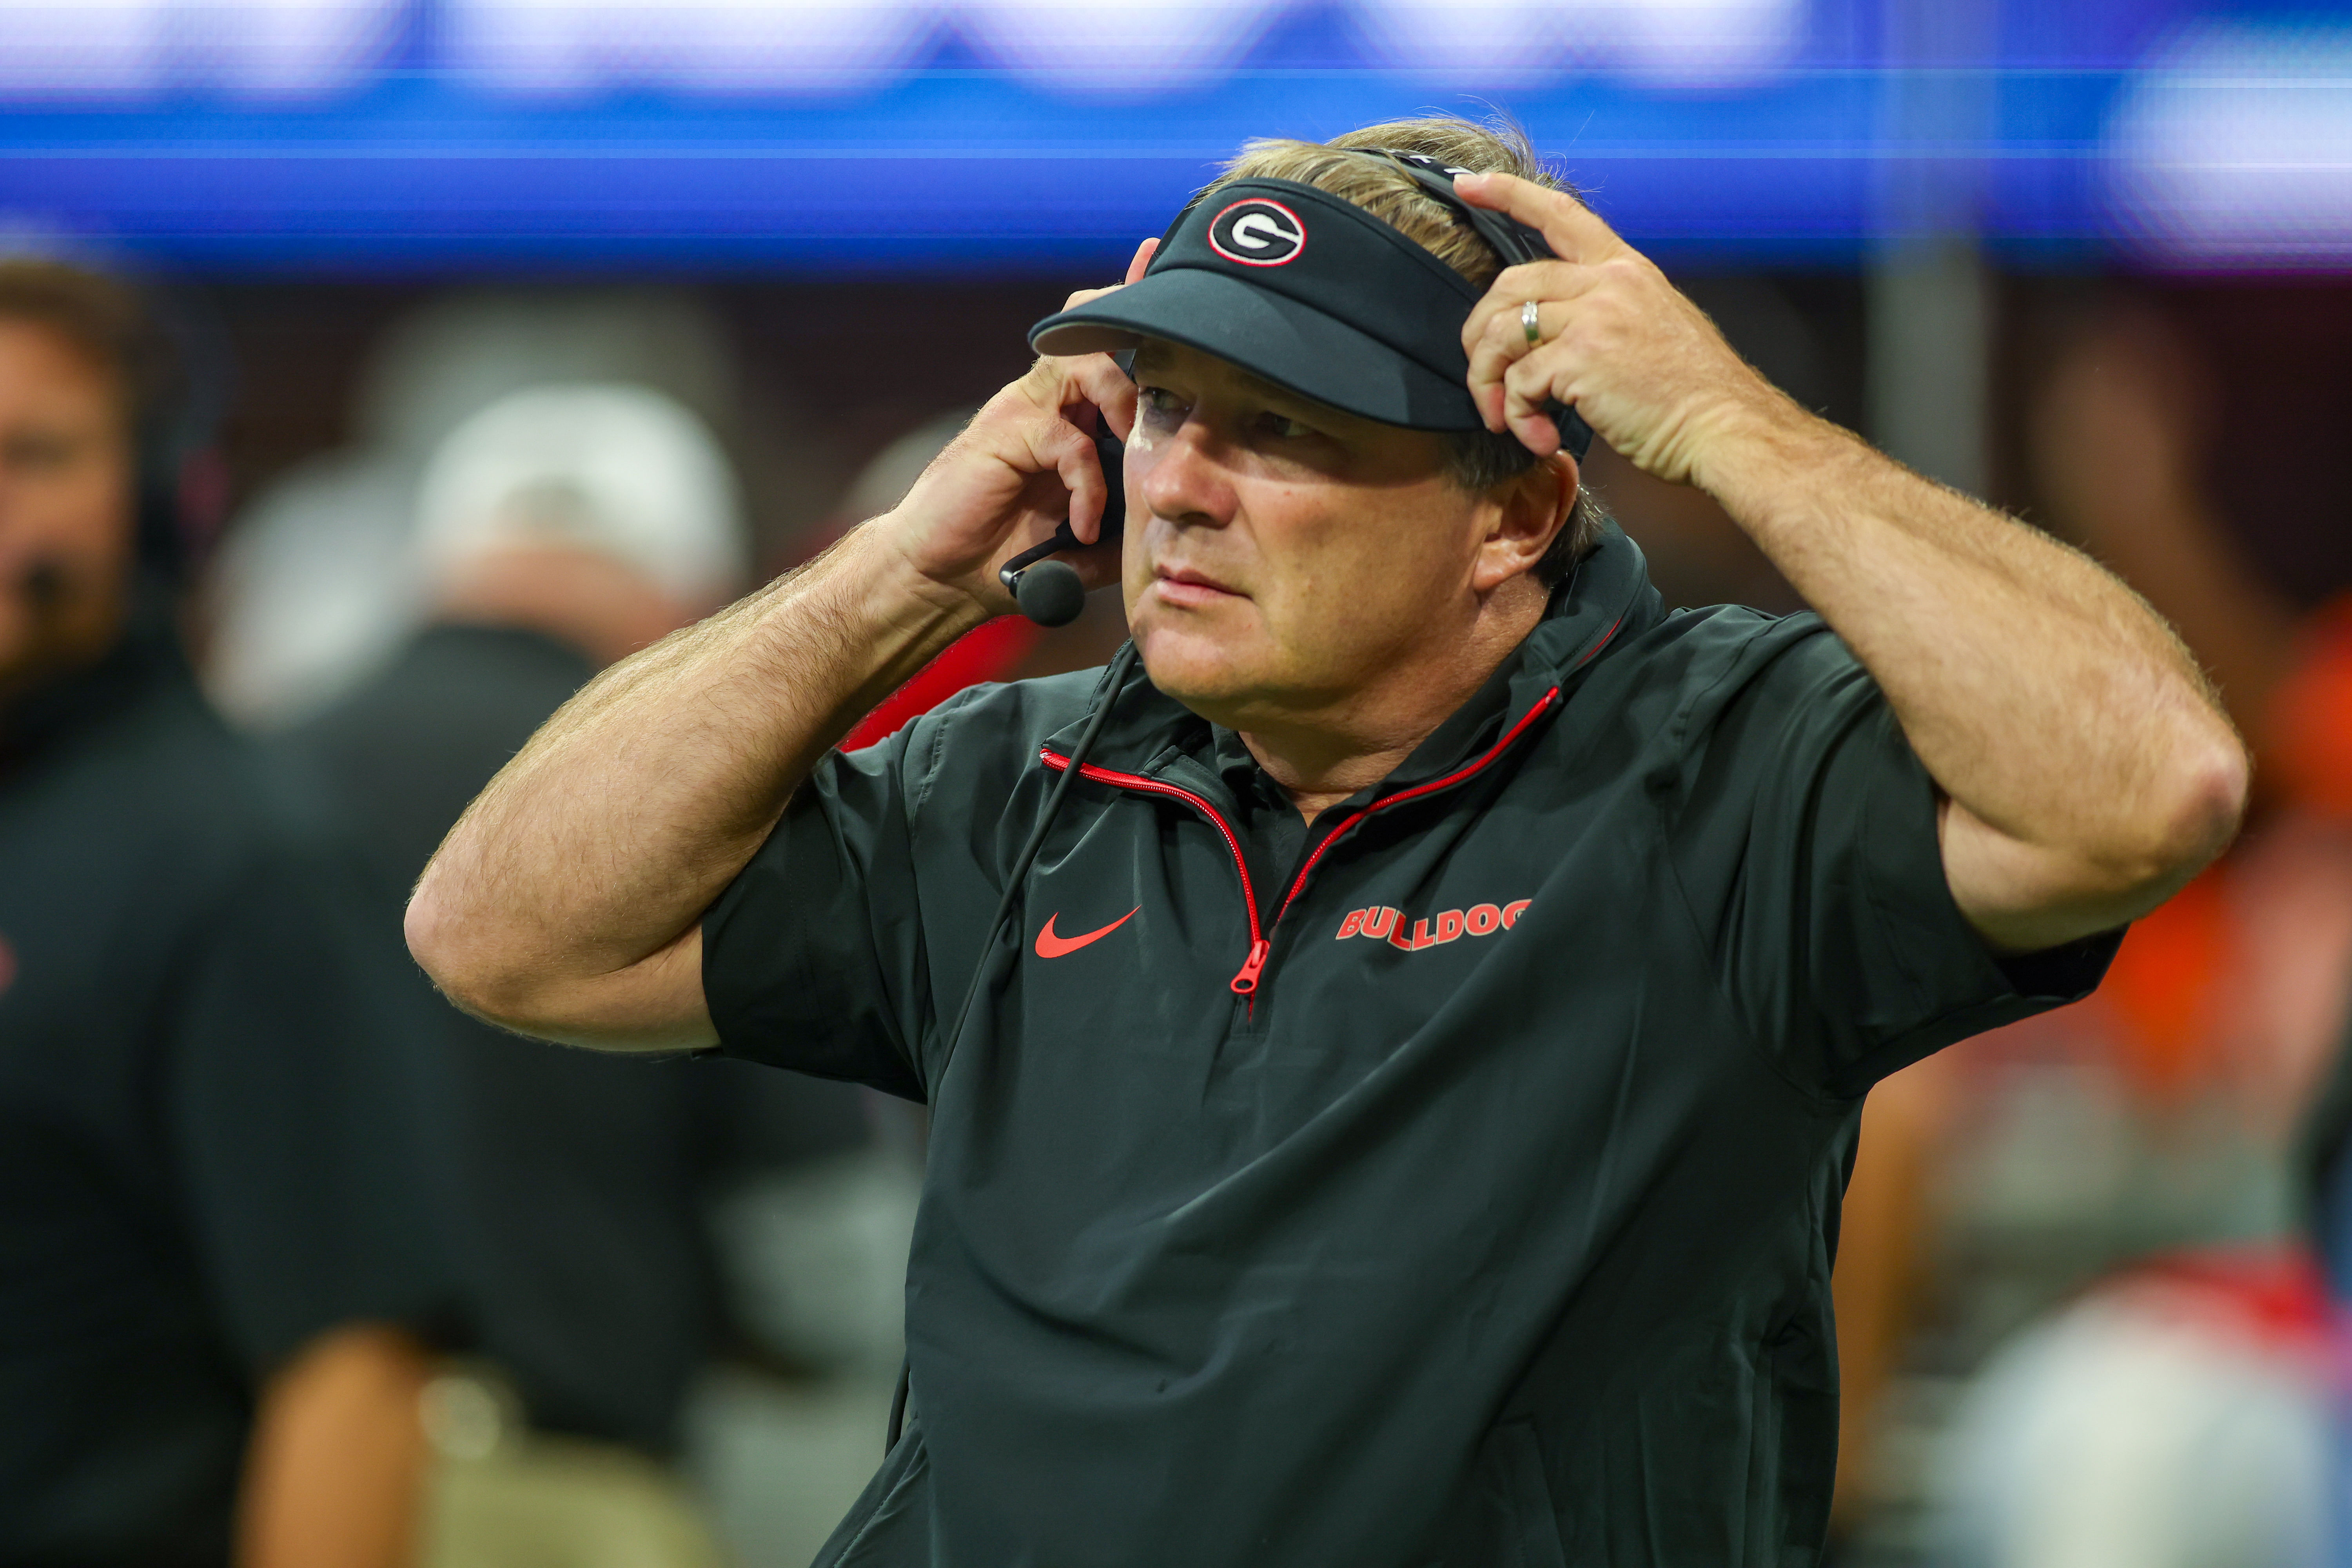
[1202,117,1605,582]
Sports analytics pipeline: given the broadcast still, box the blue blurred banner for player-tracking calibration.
[0,0,2344,271]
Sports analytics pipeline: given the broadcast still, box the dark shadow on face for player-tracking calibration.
[0,319,138,706]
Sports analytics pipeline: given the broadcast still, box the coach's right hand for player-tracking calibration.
[878,240,1153,618]
[405,240,1158,1054]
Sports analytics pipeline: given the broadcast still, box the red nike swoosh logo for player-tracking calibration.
[1035,907,1140,959]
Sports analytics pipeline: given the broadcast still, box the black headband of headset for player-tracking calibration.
[1361,151,1596,462]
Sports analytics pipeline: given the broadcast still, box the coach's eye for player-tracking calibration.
[1255,411,1316,441]
[1129,390,1185,439]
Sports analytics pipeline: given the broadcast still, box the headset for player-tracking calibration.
[1380,149,1598,465]
[887,151,1595,1448]
[996,152,1591,633]
[7,269,224,637]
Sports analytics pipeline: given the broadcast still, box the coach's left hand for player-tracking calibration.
[1455,171,1791,489]
[1461,171,2245,964]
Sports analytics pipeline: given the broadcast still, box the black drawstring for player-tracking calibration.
[885,1349,913,1456]
[887,639,1142,1453]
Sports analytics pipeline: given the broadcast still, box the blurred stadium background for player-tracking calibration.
[7,1,2352,1564]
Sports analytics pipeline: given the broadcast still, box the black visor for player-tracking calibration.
[1029,178,1492,433]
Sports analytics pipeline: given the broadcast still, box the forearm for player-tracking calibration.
[2056,480,2297,742]
[1450,174,2245,942]
[1700,407,2244,890]
[236,1326,430,1568]
[407,523,983,1042]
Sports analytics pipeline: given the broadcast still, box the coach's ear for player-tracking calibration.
[1470,452,1577,594]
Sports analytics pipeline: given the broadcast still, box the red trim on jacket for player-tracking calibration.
[1037,753,1269,993]
[1270,686,1562,931]
[1038,683,1565,998]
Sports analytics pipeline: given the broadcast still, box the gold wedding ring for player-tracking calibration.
[1521,299,1543,346]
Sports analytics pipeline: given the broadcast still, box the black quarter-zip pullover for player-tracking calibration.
[702,525,2118,1567]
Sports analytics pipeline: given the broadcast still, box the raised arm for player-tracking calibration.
[405,290,1143,1051]
[1457,173,2246,953]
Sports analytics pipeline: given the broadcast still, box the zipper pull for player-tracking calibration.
[1229,938,1271,995]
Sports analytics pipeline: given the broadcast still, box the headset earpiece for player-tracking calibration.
[131,282,231,584]
[1376,151,1597,463]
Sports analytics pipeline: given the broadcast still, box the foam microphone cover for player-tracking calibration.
[1014,560,1087,628]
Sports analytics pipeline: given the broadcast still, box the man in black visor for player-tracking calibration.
[411,120,2245,1565]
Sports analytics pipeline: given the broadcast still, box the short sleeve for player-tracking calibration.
[169,848,466,1379]
[1667,620,2120,1097]
[701,719,938,1103]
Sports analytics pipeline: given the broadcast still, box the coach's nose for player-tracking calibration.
[1134,416,1238,533]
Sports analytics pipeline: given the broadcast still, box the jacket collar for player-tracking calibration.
[1043,522,1661,789]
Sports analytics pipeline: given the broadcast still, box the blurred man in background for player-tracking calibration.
[0,260,458,1566]
[203,289,755,730]
[282,382,874,1564]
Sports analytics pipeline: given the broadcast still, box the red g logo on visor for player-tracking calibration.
[1209,199,1306,267]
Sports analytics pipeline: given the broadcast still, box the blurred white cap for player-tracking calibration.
[415,382,748,608]
[839,407,975,526]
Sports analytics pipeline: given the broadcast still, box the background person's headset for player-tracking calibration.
[890,152,1597,1450]
[12,269,229,619]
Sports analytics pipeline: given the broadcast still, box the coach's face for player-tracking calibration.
[0,320,134,699]
[1122,340,1529,730]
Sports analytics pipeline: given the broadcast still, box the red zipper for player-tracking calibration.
[1269,685,1563,930]
[1037,683,1563,998]
[1038,751,1269,993]
[1259,604,1625,927]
